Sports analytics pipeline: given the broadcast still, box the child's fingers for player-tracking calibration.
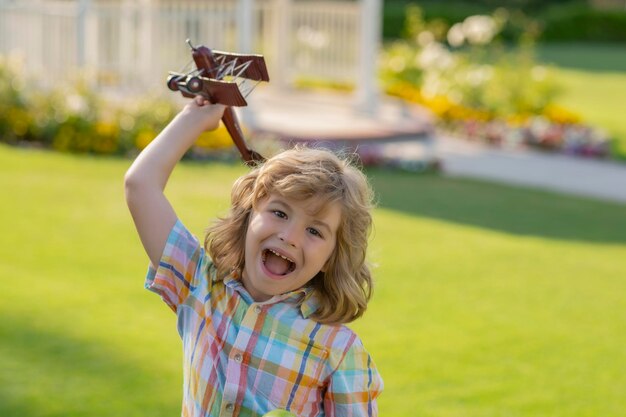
[193,95,205,106]
[193,96,213,107]
[187,96,224,130]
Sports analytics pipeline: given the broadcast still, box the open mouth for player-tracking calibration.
[262,248,296,276]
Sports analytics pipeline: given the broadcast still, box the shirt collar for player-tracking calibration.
[299,292,320,319]
[219,270,320,318]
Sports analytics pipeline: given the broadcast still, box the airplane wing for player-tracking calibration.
[211,51,270,82]
[200,78,248,107]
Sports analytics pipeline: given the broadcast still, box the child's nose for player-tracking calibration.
[278,225,300,248]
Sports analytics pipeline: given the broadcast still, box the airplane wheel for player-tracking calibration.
[187,76,202,93]
[166,74,181,91]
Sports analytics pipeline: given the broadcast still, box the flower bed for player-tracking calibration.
[380,6,613,159]
[0,55,236,158]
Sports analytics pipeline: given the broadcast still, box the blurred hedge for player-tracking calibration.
[383,0,626,42]
[384,1,492,39]
[540,5,626,42]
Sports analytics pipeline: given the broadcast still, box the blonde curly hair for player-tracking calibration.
[205,146,375,324]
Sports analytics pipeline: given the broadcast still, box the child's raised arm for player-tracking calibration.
[124,97,225,268]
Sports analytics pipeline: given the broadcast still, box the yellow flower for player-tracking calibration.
[195,126,238,150]
[543,105,581,124]
[507,113,531,127]
[93,122,119,154]
[95,121,118,137]
[135,129,156,150]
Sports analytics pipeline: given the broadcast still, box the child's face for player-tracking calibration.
[241,193,341,302]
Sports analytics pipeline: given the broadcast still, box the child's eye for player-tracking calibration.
[307,227,323,238]
[272,210,287,219]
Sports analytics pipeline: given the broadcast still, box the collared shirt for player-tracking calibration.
[146,219,383,417]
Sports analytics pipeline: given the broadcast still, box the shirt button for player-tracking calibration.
[234,353,243,363]
[225,403,234,412]
[254,305,262,314]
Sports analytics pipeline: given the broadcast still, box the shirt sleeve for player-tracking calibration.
[144,218,205,313]
[324,338,384,417]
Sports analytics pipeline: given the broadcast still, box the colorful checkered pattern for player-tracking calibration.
[146,219,383,417]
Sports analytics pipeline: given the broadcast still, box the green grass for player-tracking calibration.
[535,43,626,73]
[555,68,626,158]
[1,144,626,417]
[535,43,626,158]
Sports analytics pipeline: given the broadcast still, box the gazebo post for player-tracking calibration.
[237,0,256,128]
[355,0,382,116]
[238,0,254,53]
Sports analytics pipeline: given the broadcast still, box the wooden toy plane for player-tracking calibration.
[167,39,269,164]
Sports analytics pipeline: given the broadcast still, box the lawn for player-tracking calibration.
[1,144,625,417]
[535,42,626,159]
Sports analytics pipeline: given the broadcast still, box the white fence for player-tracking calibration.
[0,0,368,94]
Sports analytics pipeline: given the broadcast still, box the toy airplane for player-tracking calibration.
[167,39,269,164]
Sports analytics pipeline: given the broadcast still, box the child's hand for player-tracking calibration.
[182,96,225,131]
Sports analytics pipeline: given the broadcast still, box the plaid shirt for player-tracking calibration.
[146,219,383,417]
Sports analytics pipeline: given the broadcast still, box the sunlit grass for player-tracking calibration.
[552,68,626,158]
[536,42,626,159]
[1,144,625,417]
[361,169,626,417]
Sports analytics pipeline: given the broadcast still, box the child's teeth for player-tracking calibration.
[270,249,292,262]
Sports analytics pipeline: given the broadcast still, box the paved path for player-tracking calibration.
[438,136,626,203]
[246,89,626,204]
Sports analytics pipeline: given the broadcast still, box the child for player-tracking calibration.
[124,96,383,417]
